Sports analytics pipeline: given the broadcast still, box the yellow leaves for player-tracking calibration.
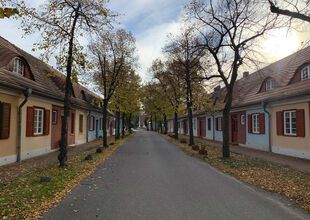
[99,7,108,16]
[0,7,18,19]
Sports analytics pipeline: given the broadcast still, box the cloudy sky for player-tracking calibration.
[0,0,309,84]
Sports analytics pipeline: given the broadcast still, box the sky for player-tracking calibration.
[0,0,309,84]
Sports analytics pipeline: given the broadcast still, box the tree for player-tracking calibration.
[18,0,114,167]
[186,0,277,158]
[268,0,310,22]
[141,82,173,133]
[0,1,19,18]
[151,59,184,138]
[89,29,137,148]
[109,69,141,139]
[164,28,205,146]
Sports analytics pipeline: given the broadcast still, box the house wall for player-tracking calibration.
[0,93,19,165]
[88,111,103,142]
[214,114,223,142]
[245,109,269,151]
[75,109,87,145]
[271,102,310,159]
[206,116,214,140]
[21,97,53,160]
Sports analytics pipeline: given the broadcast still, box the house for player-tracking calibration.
[169,46,310,160]
[0,36,114,166]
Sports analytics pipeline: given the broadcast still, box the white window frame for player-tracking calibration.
[301,66,310,80]
[13,58,24,76]
[52,110,57,124]
[34,108,44,135]
[193,118,196,129]
[240,115,245,125]
[284,110,297,136]
[265,78,273,91]
[252,114,260,134]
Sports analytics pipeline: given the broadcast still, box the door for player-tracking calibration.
[109,120,113,136]
[198,117,206,137]
[231,115,239,144]
[95,120,99,138]
[51,106,62,149]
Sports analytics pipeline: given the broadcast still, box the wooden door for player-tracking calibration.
[231,115,239,144]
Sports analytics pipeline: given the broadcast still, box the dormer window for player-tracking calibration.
[301,66,310,80]
[13,58,24,76]
[265,78,274,91]
[80,91,87,101]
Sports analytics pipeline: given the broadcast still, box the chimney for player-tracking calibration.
[243,71,249,78]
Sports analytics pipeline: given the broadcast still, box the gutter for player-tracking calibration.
[86,110,91,142]
[262,100,272,153]
[17,88,32,162]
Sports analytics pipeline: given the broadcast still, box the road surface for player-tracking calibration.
[43,130,309,220]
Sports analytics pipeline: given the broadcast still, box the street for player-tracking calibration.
[43,130,308,220]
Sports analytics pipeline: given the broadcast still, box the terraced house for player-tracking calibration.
[168,46,310,160]
[0,37,114,166]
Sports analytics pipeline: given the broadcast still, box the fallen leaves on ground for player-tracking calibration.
[164,135,310,213]
[0,137,130,220]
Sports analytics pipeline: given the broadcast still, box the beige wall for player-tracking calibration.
[271,102,310,158]
[0,93,19,158]
[75,109,87,145]
[21,97,53,159]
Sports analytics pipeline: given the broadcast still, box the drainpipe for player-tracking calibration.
[17,88,32,162]
[86,110,91,142]
[262,101,272,152]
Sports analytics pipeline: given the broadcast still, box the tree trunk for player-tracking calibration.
[186,70,194,146]
[187,103,194,146]
[173,111,179,140]
[150,116,153,131]
[115,111,120,141]
[163,114,168,134]
[58,7,80,167]
[222,90,233,158]
[121,112,125,138]
[154,115,157,131]
[102,101,108,148]
[128,113,132,134]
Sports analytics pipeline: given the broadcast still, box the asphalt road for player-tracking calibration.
[43,130,309,220]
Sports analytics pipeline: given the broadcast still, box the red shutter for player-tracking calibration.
[26,107,34,137]
[0,103,11,139]
[296,109,305,137]
[276,111,284,136]
[248,114,252,133]
[43,109,50,135]
[259,113,265,135]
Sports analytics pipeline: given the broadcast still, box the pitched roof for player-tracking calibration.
[0,36,109,114]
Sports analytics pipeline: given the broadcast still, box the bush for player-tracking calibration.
[180,138,187,144]
[199,146,208,155]
[191,145,200,151]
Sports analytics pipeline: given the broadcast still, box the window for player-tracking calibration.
[52,110,57,124]
[207,118,211,131]
[13,58,24,76]
[99,118,103,130]
[79,114,83,133]
[252,114,260,134]
[301,66,310,80]
[284,110,296,136]
[80,91,87,101]
[217,117,222,131]
[89,116,95,131]
[240,115,245,125]
[193,119,196,129]
[34,108,44,135]
[265,78,274,91]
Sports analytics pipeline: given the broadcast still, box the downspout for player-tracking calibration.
[86,110,91,142]
[262,101,272,152]
[17,88,32,162]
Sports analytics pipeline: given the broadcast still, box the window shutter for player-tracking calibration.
[296,109,305,137]
[93,117,95,131]
[26,106,34,137]
[0,103,11,139]
[259,113,265,135]
[248,114,252,133]
[221,117,224,131]
[276,111,284,136]
[43,109,50,135]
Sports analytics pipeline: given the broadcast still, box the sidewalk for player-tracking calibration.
[0,137,113,184]
[178,134,310,173]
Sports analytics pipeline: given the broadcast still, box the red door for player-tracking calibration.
[231,115,239,144]
[51,105,62,149]
[183,119,188,134]
[198,117,206,137]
